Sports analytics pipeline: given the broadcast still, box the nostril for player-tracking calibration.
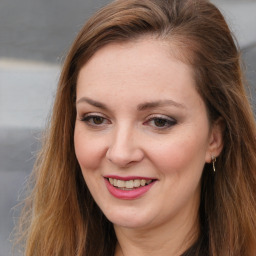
[106,144,144,167]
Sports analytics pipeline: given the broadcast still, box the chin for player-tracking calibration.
[111,217,149,229]
[103,206,154,229]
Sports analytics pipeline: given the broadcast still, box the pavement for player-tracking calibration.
[0,0,255,255]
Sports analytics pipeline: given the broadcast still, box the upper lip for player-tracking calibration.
[104,175,157,181]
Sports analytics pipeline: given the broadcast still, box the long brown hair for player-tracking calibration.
[15,0,256,255]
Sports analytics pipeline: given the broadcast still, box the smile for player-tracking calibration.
[104,176,157,200]
[108,178,153,190]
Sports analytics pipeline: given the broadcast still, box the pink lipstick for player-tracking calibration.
[104,176,157,200]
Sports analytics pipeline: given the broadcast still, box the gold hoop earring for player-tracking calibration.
[211,156,216,172]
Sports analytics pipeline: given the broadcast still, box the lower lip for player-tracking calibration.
[104,179,156,200]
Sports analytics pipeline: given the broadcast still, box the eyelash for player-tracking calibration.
[79,113,177,130]
[80,114,110,127]
[144,115,177,129]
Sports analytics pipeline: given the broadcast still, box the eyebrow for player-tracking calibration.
[76,97,185,111]
[137,100,185,111]
[76,97,108,110]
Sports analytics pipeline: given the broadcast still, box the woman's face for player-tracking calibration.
[74,39,218,230]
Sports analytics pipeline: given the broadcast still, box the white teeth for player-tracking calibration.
[117,180,125,188]
[141,179,146,186]
[108,178,153,189]
[125,180,134,189]
[133,180,141,187]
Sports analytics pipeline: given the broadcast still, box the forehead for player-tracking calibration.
[76,39,206,117]
[77,38,195,92]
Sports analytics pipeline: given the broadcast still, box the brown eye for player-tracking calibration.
[145,116,177,130]
[81,114,109,126]
[153,118,168,127]
[92,116,104,125]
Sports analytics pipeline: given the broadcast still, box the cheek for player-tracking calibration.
[74,127,106,171]
[148,132,209,175]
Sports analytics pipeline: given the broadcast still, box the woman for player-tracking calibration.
[15,0,256,255]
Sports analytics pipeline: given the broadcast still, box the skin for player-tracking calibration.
[74,38,223,256]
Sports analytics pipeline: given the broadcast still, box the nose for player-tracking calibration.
[106,125,144,168]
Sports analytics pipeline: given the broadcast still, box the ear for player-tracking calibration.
[205,118,225,163]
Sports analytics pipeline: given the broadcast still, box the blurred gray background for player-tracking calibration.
[0,0,255,255]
